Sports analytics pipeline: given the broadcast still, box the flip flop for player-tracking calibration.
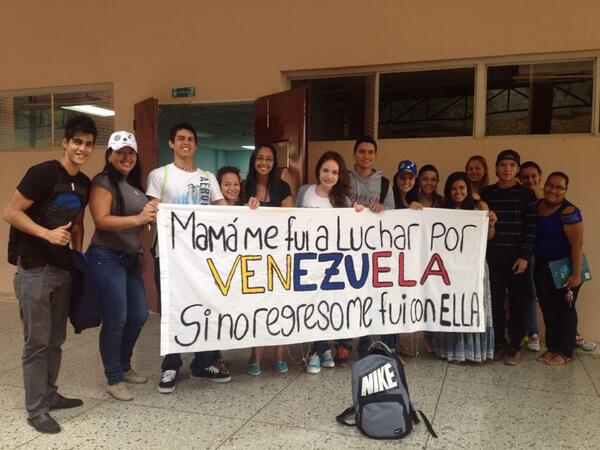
[545,354,571,366]
[535,351,556,363]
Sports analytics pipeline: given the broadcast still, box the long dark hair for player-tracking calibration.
[443,171,476,210]
[392,174,418,208]
[418,164,444,207]
[315,151,350,208]
[243,143,283,201]
[100,148,143,215]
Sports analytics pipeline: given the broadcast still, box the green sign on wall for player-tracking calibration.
[171,87,196,98]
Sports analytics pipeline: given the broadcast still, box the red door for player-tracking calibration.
[255,87,308,199]
[134,97,160,312]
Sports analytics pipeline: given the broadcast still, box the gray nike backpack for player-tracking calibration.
[336,341,437,440]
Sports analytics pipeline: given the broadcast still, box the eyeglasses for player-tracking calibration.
[256,156,274,163]
[545,183,567,192]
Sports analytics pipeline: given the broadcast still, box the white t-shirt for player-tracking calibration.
[146,163,224,205]
[299,185,333,208]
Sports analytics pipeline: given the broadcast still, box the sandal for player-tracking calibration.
[535,351,556,363]
[545,354,571,366]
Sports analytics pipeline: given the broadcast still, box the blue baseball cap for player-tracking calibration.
[397,160,417,176]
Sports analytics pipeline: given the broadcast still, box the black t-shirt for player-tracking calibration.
[242,179,292,207]
[14,160,91,269]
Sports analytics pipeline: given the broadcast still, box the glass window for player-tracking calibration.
[291,75,373,140]
[53,90,114,147]
[0,87,114,150]
[378,68,475,138]
[0,95,52,149]
[486,61,593,135]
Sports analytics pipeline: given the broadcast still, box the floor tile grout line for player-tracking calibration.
[424,361,449,450]
[214,370,305,449]
[576,352,600,397]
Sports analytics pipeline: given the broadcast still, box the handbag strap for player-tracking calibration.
[335,406,356,426]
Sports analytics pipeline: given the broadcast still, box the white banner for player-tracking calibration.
[157,205,488,355]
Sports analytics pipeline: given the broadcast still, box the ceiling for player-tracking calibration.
[158,102,255,152]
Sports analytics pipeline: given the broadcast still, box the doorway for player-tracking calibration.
[158,102,255,177]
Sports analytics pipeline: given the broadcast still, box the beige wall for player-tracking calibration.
[1,0,600,337]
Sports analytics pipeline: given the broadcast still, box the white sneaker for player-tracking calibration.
[306,353,321,374]
[527,335,541,352]
[320,350,335,368]
[106,383,133,401]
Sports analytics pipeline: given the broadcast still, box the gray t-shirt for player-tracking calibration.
[91,173,149,254]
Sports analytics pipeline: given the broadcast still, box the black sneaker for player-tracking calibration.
[27,413,61,434]
[49,393,83,410]
[158,369,179,394]
[191,365,232,383]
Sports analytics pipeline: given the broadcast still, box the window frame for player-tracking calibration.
[285,50,600,141]
[0,82,113,151]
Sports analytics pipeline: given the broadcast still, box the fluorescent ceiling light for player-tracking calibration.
[242,145,255,150]
[62,105,115,117]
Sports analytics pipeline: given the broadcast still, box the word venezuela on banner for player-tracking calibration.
[157,205,489,355]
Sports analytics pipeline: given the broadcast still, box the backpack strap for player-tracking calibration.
[335,406,357,427]
[379,176,390,204]
[159,165,168,202]
[416,410,438,438]
[151,165,169,253]
[358,393,407,406]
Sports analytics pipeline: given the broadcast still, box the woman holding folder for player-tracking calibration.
[534,171,584,366]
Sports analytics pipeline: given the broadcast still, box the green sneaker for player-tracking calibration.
[247,362,261,376]
[273,360,288,374]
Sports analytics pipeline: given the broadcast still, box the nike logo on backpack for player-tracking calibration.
[360,362,398,396]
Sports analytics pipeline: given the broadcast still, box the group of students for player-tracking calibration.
[2,115,590,434]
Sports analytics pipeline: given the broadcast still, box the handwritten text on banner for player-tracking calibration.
[157,205,489,355]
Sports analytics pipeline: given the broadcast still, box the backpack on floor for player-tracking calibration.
[336,341,437,440]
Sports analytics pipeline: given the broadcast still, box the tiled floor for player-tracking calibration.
[1,297,599,449]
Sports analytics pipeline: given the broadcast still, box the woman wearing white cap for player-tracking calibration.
[87,131,158,401]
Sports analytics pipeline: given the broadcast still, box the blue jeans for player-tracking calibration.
[87,244,148,385]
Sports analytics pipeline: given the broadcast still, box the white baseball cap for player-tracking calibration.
[107,130,138,153]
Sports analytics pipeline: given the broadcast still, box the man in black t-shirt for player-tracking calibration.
[3,115,97,434]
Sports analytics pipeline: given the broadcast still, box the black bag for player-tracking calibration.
[69,251,102,333]
[336,341,437,439]
[7,226,18,265]
[379,177,390,204]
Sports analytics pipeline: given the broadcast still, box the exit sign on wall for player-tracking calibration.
[171,87,196,98]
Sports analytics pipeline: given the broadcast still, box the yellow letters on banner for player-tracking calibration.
[207,255,241,296]
[241,255,266,294]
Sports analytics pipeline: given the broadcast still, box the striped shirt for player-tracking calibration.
[481,182,537,260]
